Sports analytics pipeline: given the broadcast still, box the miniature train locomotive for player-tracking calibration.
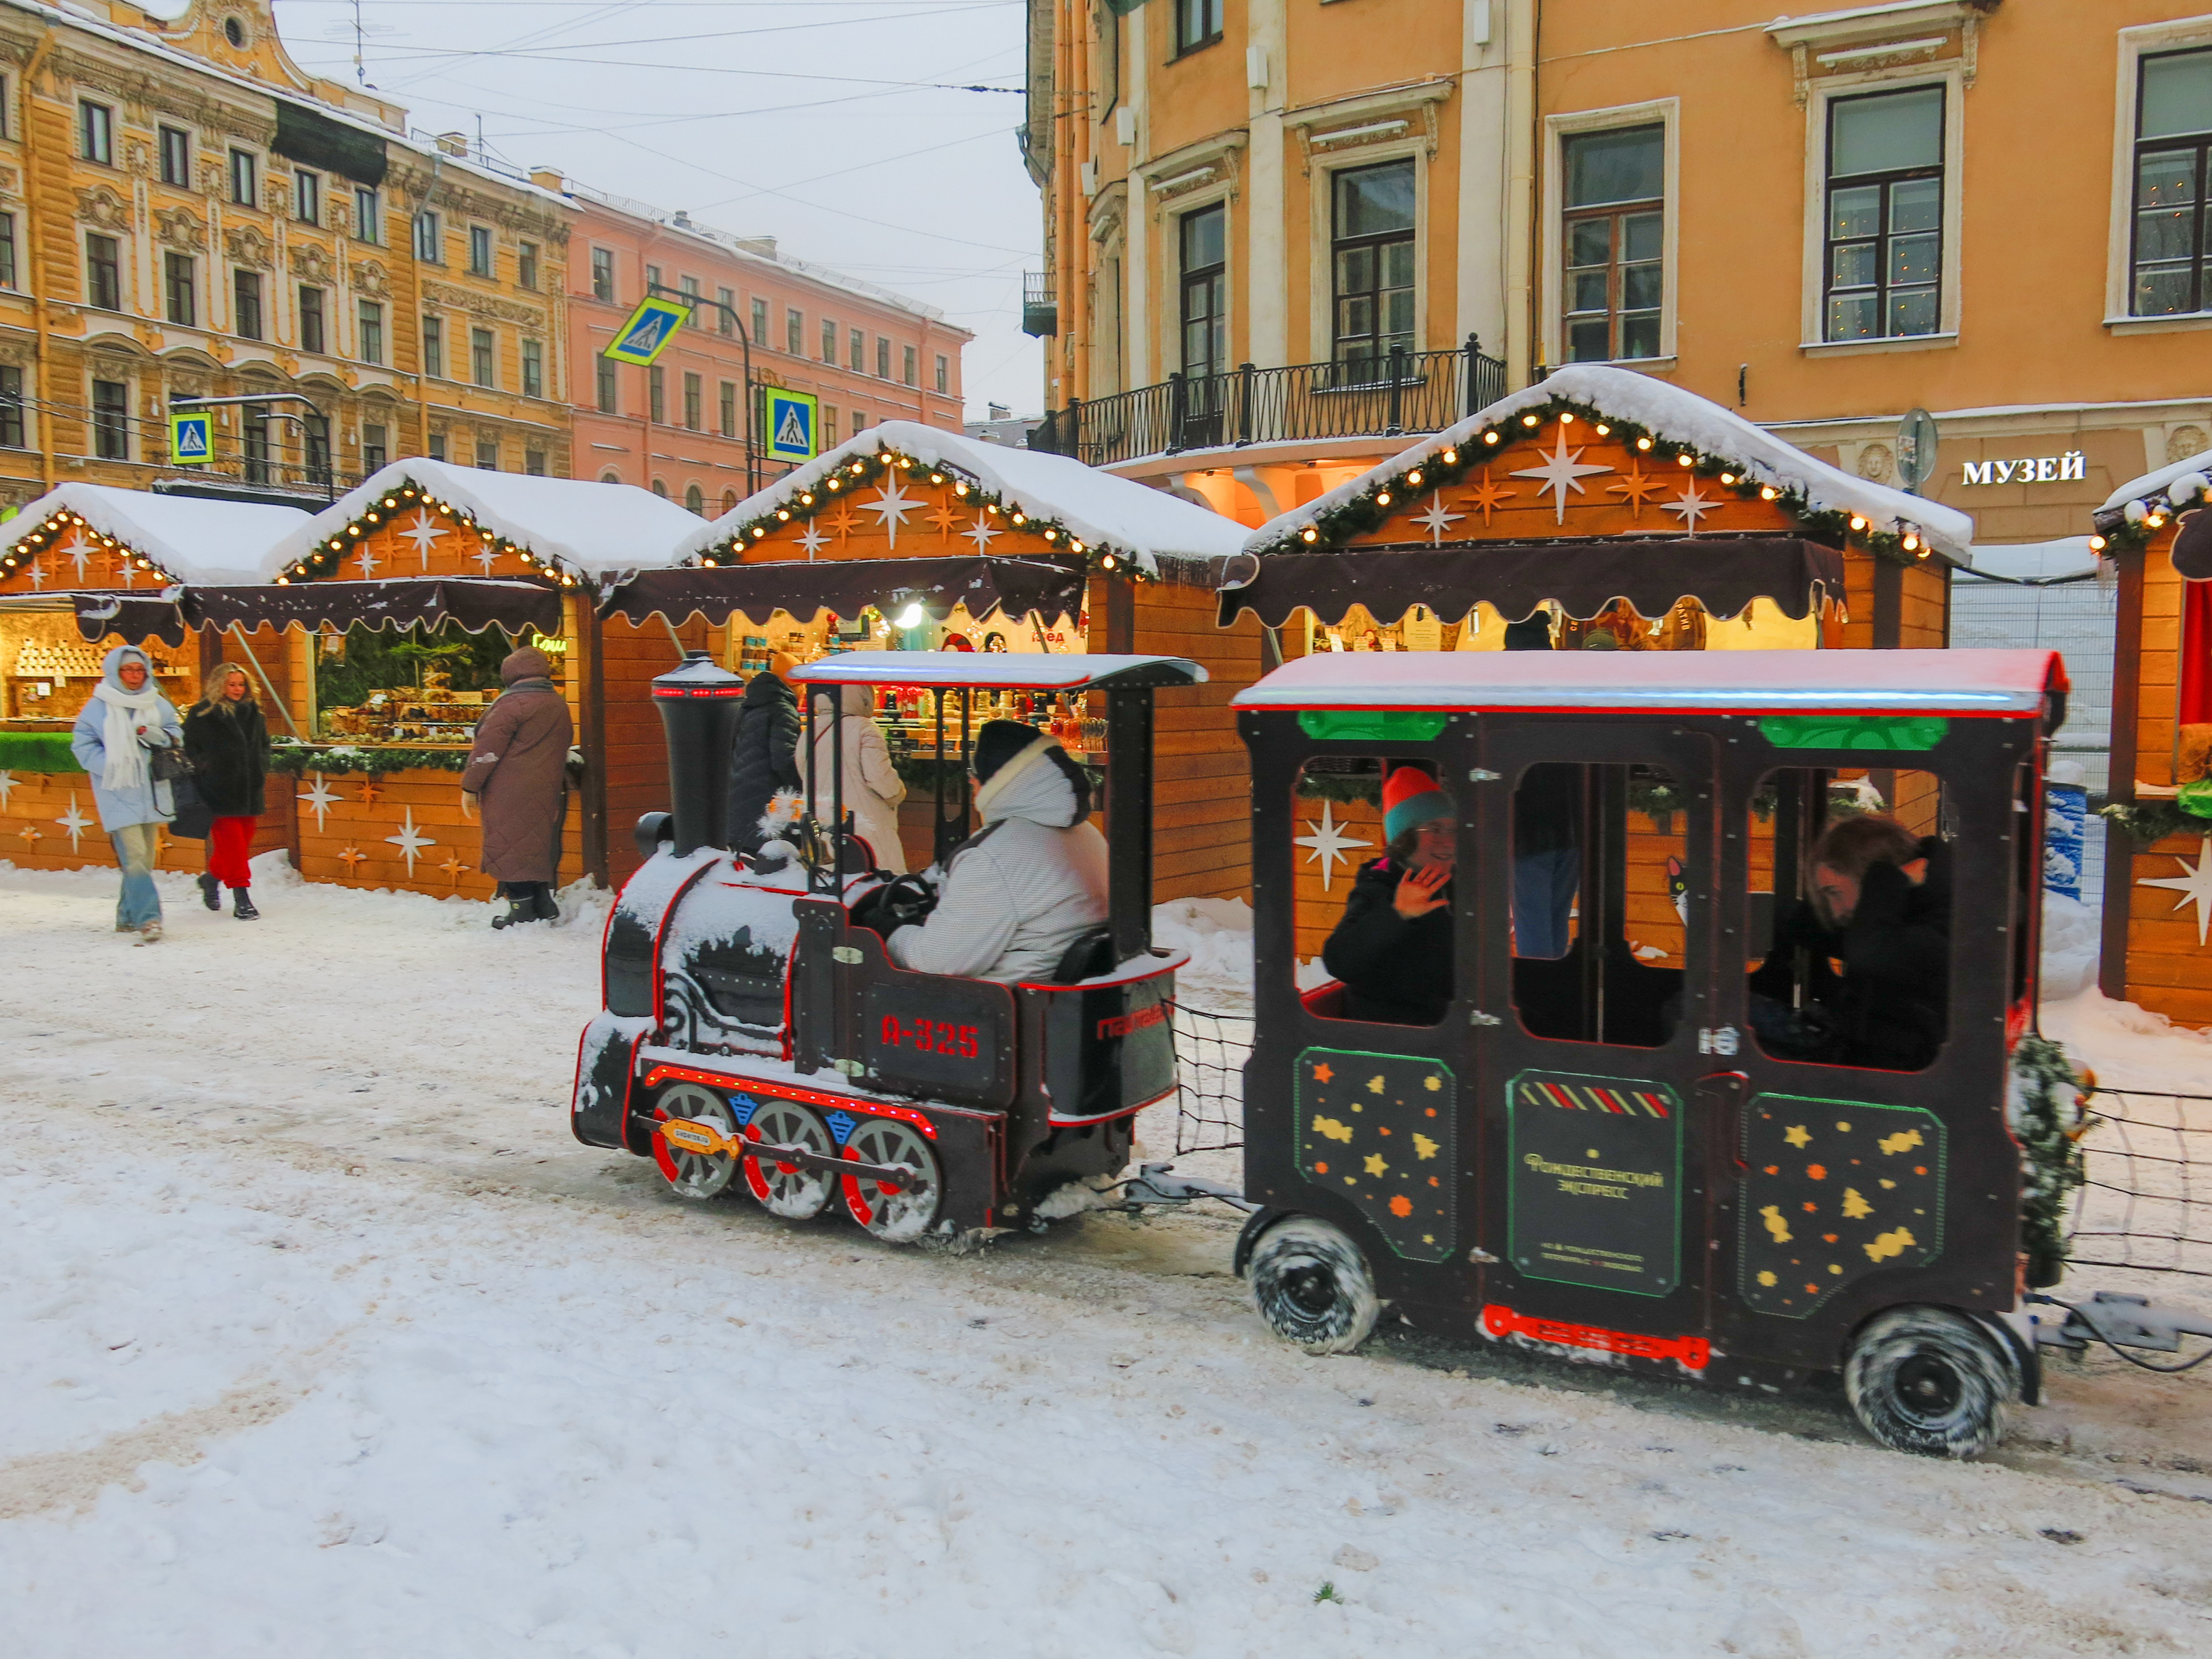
[570,651,1202,1241]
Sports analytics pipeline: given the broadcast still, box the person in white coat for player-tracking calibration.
[800,682,908,875]
[887,720,1107,983]
[69,645,183,943]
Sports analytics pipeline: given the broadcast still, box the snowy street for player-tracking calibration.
[3,861,2211,1657]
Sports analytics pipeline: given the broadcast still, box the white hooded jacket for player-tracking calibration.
[887,736,1108,983]
[800,683,908,875]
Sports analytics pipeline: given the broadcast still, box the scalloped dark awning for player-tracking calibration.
[1215,536,1847,629]
[598,555,1089,631]
[66,579,563,644]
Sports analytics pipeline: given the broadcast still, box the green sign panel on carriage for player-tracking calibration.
[765,388,819,463]
[602,296,689,366]
[167,410,213,466]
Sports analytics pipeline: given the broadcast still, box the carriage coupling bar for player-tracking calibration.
[660,1117,915,1191]
[2028,1291,2212,1354]
[1121,1162,1254,1211]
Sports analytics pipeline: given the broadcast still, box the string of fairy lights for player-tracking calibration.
[0,508,181,585]
[277,478,586,588]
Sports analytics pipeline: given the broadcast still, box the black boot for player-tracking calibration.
[231,889,259,920]
[492,899,532,929]
[198,872,222,911]
[531,883,561,922]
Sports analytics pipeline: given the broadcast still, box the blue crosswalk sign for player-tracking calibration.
[168,410,213,466]
[764,389,818,462]
[604,296,690,366]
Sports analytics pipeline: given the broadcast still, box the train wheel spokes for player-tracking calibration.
[742,1101,836,1220]
[652,1082,741,1202]
[842,1118,943,1243]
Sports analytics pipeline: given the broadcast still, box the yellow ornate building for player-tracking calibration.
[0,0,571,505]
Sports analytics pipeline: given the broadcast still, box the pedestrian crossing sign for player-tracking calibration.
[168,410,213,466]
[602,296,690,366]
[764,388,818,462]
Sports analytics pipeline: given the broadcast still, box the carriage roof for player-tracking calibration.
[788,651,1206,691]
[1231,648,2066,717]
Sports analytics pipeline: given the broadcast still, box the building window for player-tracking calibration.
[304,413,331,485]
[821,317,837,361]
[852,408,867,432]
[299,285,325,354]
[428,433,446,462]
[80,101,113,165]
[721,488,737,513]
[600,469,622,485]
[525,449,546,476]
[357,299,384,365]
[685,482,704,514]
[900,344,915,386]
[363,422,388,472]
[823,408,839,447]
[718,380,736,438]
[354,186,380,244]
[518,241,538,291]
[91,378,128,460]
[876,335,891,379]
[1179,202,1227,378]
[85,233,121,311]
[414,210,442,264]
[683,370,702,430]
[477,438,498,470]
[680,274,700,326]
[164,252,195,326]
[717,286,734,336]
[750,296,768,342]
[522,338,543,399]
[0,364,22,449]
[1823,85,1944,341]
[229,148,257,207]
[788,308,804,355]
[2130,47,2212,316]
[590,246,614,301]
[651,477,668,498]
[1331,161,1416,374]
[849,326,864,371]
[644,263,661,297]
[423,314,444,378]
[469,225,494,277]
[596,357,617,414]
[471,326,495,388]
[1175,0,1223,55]
[0,214,16,289]
[242,405,269,482]
[935,353,949,394]
[649,364,666,424]
[233,270,263,339]
[296,169,321,225]
[1561,125,1663,363]
[159,125,191,187]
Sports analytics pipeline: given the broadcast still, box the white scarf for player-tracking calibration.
[90,674,167,795]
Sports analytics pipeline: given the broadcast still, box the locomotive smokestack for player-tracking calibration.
[650,652,745,855]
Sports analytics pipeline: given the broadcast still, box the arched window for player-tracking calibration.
[685,482,705,514]
[651,477,668,498]
[598,468,622,485]
[721,489,738,513]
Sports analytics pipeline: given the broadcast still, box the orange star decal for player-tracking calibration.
[926,501,963,541]
[337,846,367,872]
[355,781,383,805]
[1458,468,1516,525]
[1312,1062,1335,1083]
[824,505,860,545]
[1606,464,1664,519]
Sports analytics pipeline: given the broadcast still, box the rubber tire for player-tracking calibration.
[1248,1216,1379,1355]
[1843,1306,2015,1458]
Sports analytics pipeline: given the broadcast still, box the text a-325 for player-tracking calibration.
[880,1015,980,1058]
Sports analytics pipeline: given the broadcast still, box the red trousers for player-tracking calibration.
[208,816,257,887]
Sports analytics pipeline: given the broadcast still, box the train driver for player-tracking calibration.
[1321,765,1456,1024]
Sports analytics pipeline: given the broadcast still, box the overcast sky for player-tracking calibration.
[265,0,1045,420]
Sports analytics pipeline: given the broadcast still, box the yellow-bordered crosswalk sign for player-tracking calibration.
[603,296,689,366]
[168,410,213,466]
[764,388,818,463]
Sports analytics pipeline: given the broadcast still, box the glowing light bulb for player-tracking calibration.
[1902,534,1919,551]
[1407,470,1422,486]
[1375,492,1391,506]
[1636,436,1653,451]
[1301,528,1318,543]
[1849,516,1867,532]
[1443,449,1458,464]
[1520,414,1539,427]
[1560,413,1575,425]
[1484,430,1500,445]
[1594,423,1610,436]
[1759,486,1777,501]
[894,601,925,628]
[1676,454,1693,467]
[2089,535,2107,551]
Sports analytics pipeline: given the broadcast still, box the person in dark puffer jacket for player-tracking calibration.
[725,652,802,851]
[1321,765,1456,1025]
[461,646,573,928]
[182,663,270,919]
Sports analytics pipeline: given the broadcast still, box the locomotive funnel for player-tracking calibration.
[651,651,745,855]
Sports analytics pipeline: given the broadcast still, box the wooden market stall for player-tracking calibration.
[248,460,706,900]
[0,484,310,878]
[2091,452,2212,1028]
[1218,365,1975,964]
[593,420,1261,896]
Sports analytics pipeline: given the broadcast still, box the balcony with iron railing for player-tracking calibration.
[1029,337,1507,469]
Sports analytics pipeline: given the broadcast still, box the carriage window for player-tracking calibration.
[1745,767,1949,1073]
[1508,763,1684,1049]
[1294,747,1452,1027]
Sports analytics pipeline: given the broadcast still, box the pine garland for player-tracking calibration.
[2099,799,2206,846]
[2007,1035,2094,1289]
[269,741,472,776]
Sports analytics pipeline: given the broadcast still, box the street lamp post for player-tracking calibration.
[645,282,756,493]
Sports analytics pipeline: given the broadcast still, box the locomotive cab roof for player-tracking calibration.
[789,651,1207,692]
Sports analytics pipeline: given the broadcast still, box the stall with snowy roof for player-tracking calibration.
[2089,451,2212,1028]
[233,460,704,900]
[1220,365,1976,964]
[0,485,310,878]
[592,421,1261,894]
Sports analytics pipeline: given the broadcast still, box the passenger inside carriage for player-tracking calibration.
[1321,765,1456,1025]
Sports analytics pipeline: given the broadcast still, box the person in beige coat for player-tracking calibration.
[461,645,573,927]
[800,681,908,874]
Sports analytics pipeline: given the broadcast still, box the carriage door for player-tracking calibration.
[1472,716,1722,1362]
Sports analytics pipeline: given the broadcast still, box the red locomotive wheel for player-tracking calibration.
[740,1101,836,1220]
[841,1118,943,1243]
[651,1082,742,1201]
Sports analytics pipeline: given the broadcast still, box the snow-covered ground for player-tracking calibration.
[3,862,2210,1657]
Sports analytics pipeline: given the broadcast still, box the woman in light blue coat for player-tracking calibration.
[70,645,183,942]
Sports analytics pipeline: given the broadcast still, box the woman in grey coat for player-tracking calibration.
[69,645,183,943]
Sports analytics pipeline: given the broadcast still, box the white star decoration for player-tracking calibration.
[2141,835,2212,947]
[1510,430,1614,524]
[1293,800,1371,894]
[1412,491,1464,545]
[384,808,434,874]
[865,480,920,550]
[55,793,91,851]
[963,513,1000,553]
[399,509,446,568]
[354,546,382,579]
[26,557,44,589]
[1662,482,1718,533]
[298,771,340,832]
[0,769,13,809]
[471,547,498,576]
[59,536,95,581]
[796,522,831,557]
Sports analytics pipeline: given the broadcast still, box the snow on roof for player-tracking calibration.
[0,484,312,585]
[677,421,1250,576]
[1964,536,2101,581]
[1231,647,2065,717]
[266,460,708,580]
[1245,364,1977,564]
[2098,446,2212,521]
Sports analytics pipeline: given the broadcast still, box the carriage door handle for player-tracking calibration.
[1694,1071,1750,1177]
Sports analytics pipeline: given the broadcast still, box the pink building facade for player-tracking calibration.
[556,182,970,511]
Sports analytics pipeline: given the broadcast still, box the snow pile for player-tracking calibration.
[0,484,313,586]
[1152,895,1254,1010]
[1248,364,1977,563]
[2044,986,2212,1095]
[2039,892,2101,1000]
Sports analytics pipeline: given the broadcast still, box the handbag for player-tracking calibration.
[149,744,195,783]
[167,770,213,840]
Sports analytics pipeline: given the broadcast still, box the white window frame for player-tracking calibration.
[1160,182,1235,379]
[1303,143,1426,368]
[2106,15,2212,334]
[1797,65,1965,355]
[1542,99,1679,371]
[228,146,258,209]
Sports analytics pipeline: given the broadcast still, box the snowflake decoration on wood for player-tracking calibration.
[1661,482,1719,533]
[399,509,446,567]
[384,808,433,875]
[1510,429,1614,524]
[298,772,341,832]
[1293,800,1372,893]
[2141,835,2212,947]
[865,480,921,550]
[0,769,14,810]
[59,536,95,582]
[353,546,382,579]
[1411,491,1464,546]
[54,793,91,851]
[963,513,1001,553]
[795,521,831,557]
